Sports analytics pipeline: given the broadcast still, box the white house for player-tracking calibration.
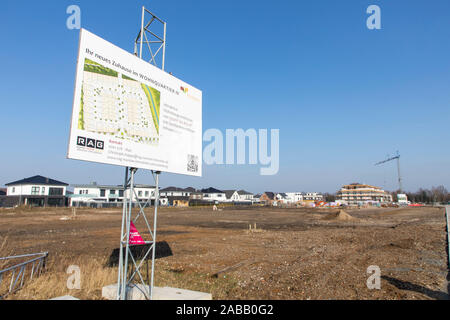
[131,184,168,205]
[70,183,167,206]
[160,186,195,198]
[222,189,256,203]
[5,175,68,207]
[224,190,240,202]
[236,190,254,202]
[285,192,304,204]
[72,184,132,204]
[275,193,289,203]
[303,192,324,201]
[201,187,227,202]
[131,185,157,202]
[273,192,322,204]
[71,184,123,204]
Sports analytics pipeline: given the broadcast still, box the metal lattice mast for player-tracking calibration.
[117,6,166,300]
[134,6,166,69]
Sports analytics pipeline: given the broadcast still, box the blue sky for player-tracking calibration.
[1,0,449,193]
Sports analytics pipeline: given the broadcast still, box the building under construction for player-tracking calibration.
[336,183,393,205]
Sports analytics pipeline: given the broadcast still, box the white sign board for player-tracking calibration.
[67,29,202,176]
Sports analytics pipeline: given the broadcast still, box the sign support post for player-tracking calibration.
[116,6,167,300]
[117,167,163,300]
[66,7,201,300]
[150,170,160,299]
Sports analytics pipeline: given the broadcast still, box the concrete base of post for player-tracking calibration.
[49,295,80,300]
[102,283,212,300]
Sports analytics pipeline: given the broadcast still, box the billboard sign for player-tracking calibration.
[67,29,202,176]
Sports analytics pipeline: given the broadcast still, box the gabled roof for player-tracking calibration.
[237,190,253,195]
[160,186,195,192]
[223,190,237,199]
[160,186,185,192]
[262,192,275,200]
[201,187,224,194]
[5,175,68,187]
[277,193,288,198]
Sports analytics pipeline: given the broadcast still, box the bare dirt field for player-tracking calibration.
[0,205,448,300]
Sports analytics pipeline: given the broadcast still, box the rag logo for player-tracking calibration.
[180,86,188,94]
[77,136,104,150]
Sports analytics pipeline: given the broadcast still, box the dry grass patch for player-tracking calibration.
[5,254,238,300]
[6,254,117,300]
[0,234,14,269]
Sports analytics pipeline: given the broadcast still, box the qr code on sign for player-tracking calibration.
[187,154,198,173]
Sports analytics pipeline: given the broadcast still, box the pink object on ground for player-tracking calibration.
[129,221,145,244]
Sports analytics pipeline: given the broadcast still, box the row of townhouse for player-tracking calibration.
[200,188,257,204]
[70,183,169,206]
[71,186,259,207]
[260,191,324,206]
[159,187,259,206]
[3,175,392,208]
[0,175,326,208]
[0,176,261,207]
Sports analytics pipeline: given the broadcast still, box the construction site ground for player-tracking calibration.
[0,205,448,300]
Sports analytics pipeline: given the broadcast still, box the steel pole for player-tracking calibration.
[397,156,402,193]
[150,171,160,299]
[139,6,145,59]
[121,168,135,299]
[162,22,166,71]
[117,166,129,299]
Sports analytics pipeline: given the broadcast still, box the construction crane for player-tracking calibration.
[375,151,402,192]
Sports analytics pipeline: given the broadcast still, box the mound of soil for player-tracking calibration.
[323,210,357,221]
